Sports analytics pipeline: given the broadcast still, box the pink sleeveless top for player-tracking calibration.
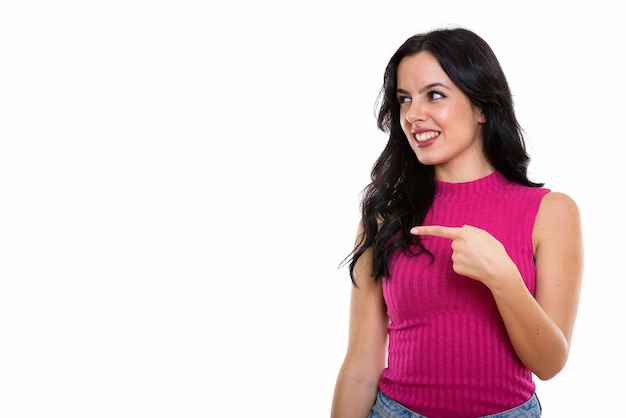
[378,171,550,417]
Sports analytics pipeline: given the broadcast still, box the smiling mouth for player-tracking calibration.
[414,131,440,142]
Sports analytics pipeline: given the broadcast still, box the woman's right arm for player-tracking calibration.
[331,224,389,418]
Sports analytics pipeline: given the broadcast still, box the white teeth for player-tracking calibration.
[414,131,439,142]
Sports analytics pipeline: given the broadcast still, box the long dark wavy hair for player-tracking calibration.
[346,27,543,285]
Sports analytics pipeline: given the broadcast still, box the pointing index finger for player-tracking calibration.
[411,225,460,240]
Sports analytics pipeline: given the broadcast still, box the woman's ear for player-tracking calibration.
[476,107,486,124]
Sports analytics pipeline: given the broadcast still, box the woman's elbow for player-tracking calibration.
[533,350,569,381]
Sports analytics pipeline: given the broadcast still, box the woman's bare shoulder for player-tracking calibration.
[538,191,580,221]
[534,190,582,252]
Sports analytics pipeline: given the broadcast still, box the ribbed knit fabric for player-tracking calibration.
[378,171,551,418]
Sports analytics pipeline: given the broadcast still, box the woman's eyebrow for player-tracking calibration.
[397,82,452,95]
[419,82,451,93]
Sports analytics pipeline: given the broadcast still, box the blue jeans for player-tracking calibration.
[368,391,542,418]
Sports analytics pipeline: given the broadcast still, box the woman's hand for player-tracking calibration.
[411,224,518,288]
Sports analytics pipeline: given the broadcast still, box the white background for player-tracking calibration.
[1,1,623,416]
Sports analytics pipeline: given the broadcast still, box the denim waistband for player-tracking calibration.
[370,391,542,418]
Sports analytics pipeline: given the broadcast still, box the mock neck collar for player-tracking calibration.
[434,171,508,202]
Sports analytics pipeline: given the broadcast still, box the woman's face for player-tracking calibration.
[397,51,490,181]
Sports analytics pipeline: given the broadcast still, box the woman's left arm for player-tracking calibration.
[491,191,584,380]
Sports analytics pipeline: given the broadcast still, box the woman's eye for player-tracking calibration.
[428,91,444,100]
[398,96,411,104]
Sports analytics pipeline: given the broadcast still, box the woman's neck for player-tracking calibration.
[434,162,495,183]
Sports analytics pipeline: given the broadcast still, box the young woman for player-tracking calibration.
[331,27,583,418]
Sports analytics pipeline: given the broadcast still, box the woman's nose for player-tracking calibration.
[405,102,426,124]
